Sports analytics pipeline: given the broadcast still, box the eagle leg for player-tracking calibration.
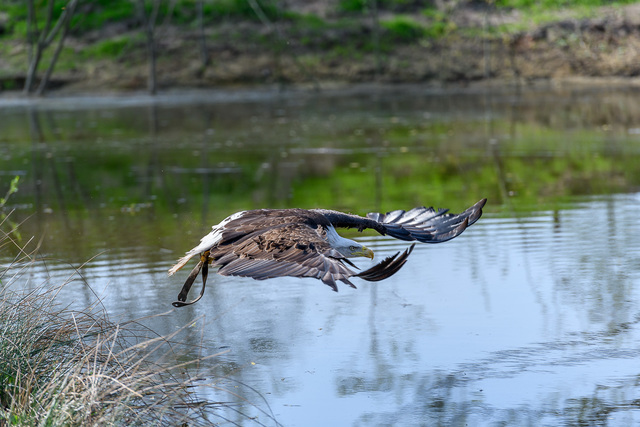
[172,251,211,308]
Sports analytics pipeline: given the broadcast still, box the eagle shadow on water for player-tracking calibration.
[169,198,487,307]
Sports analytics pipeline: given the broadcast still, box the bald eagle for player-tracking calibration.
[169,198,486,307]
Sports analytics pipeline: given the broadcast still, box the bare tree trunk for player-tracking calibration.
[161,0,177,27]
[24,0,55,93]
[198,0,209,66]
[24,0,78,95]
[369,0,382,78]
[137,0,161,95]
[24,45,43,94]
[483,0,494,79]
[146,24,157,95]
[23,0,41,94]
[36,33,66,95]
[25,0,37,77]
[37,0,79,95]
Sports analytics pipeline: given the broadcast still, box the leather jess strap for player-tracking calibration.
[172,252,210,307]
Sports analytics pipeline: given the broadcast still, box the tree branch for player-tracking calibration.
[37,0,79,95]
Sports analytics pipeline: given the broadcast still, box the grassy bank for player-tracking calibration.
[2,0,640,92]
[0,282,197,425]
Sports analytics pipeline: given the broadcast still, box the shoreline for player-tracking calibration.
[3,76,640,106]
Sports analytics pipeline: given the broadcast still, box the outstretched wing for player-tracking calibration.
[366,198,486,243]
[356,244,415,281]
[318,198,486,243]
[211,223,359,291]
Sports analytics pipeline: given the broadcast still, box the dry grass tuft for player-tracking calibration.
[0,206,279,425]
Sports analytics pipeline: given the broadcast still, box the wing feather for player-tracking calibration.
[214,223,358,291]
[365,198,486,243]
[382,209,406,223]
[314,199,485,244]
[356,244,415,281]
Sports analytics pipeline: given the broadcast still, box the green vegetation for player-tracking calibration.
[421,8,456,38]
[71,0,136,32]
[0,176,20,244]
[2,96,640,228]
[338,0,369,13]
[495,0,638,9]
[490,0,640,32]
[207,0,283,21]
[0,176,19,209]
[2,0,640,89]
[1,0,287,37]
[338,0,428,13]
[82,36,134,59]
[0,0,628,49]
[3,0,69,39]
[381,16,424,42]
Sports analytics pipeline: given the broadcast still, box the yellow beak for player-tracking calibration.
[358,246,374,259]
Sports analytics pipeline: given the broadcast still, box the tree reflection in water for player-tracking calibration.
[2,85,640,425]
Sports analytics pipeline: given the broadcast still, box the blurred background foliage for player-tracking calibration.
[2,0,640,92]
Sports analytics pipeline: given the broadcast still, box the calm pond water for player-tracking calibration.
[3,84,640,425]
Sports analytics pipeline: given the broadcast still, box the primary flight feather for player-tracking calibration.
[169,198,486,307]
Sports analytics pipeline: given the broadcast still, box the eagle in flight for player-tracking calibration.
[169,198,486,307]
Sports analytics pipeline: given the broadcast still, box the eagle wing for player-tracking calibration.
[318,198,486,243]
[365,198,486,243]
[355,243,415,282]
[211,223,359,291]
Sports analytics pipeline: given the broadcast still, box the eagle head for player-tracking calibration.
[347,243,374,259]
[325,225,374,259]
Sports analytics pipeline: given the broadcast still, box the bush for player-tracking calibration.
[381,16,424,42]
[338,0,434,14]
[495,0,638,9]
[82,37,132,59]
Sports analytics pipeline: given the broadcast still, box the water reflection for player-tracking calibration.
[3,85,640,425]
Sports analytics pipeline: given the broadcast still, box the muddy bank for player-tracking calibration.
[3,3,640,93]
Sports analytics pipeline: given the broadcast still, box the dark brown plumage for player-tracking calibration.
[169,199,486,307]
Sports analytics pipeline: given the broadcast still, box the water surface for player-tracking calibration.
[2,84,640,426]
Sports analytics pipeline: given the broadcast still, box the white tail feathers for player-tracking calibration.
[168,210,246,276]
[168,253,197,276]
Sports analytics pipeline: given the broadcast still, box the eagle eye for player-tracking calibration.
[349,245,358,251]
